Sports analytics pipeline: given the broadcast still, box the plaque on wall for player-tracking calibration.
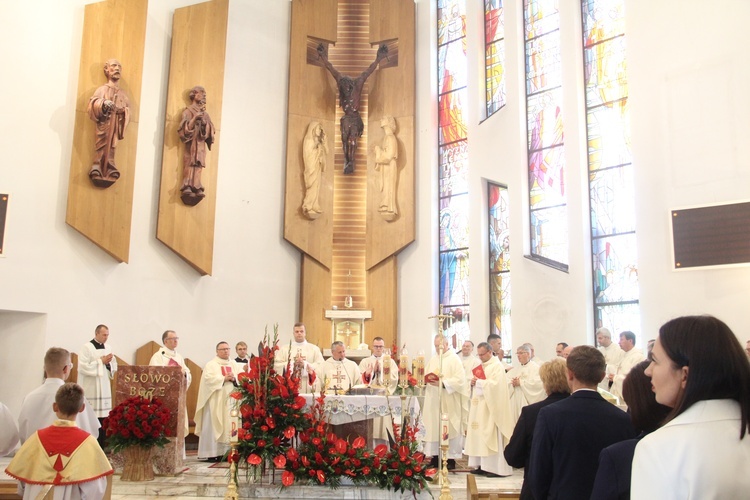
[671,201,750,269]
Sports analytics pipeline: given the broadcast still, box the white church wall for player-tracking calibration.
[0,0,300,372]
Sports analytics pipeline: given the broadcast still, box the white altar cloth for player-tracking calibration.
[301,393,421,425]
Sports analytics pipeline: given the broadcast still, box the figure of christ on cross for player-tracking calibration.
[317,43,389,174]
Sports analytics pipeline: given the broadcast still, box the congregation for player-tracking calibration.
[1,316,749,499]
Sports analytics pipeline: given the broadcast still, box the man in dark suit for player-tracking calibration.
[504,358,570,500]
[528,345,635,500]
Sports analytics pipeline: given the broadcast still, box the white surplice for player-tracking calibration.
[77,341,118,418]
[18,378,100,443]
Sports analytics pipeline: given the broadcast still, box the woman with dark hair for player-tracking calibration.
[590,360,670,499]
[631,315,750,499]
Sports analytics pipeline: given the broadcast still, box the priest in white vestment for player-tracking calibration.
[274,323,324,393]
[77,324,118,419]
[0,402,18,456]
[422,335,467,469]
[465,342,514,477]
[18,348,100,443]
[596,327,624,390]
[609,331,645,405]
[358,337,398,446]
[195,341,244,460]
[319,341,362,393]
[149,330,192,436]
[507,343,545,425]
[459,340,480,441]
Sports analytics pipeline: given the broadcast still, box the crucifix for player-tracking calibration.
[428,305,454,337]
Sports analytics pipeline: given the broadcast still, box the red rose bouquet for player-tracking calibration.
[102,396,172,453]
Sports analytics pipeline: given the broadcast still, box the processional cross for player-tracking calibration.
[427,304,454,500]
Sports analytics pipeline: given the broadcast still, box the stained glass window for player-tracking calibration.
[581,0,641,341]
[438,0,470,347]
[489,183,511,349]
[485,0,505,117]
[524,0,568,269]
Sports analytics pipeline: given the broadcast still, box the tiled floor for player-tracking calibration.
[3,453,523,499]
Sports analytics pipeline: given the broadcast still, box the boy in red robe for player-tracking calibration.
[6,383,113,499]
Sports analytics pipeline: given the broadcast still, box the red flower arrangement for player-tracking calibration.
[102,396,172,453]
[372,420,437,494]
[283,393,375,489]
[231,325,312,476]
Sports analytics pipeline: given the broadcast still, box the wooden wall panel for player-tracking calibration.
[366,0,415,269]
[65,0,148,262]
[366,255,397,348]
[284,0,339,270]
[300,254,333,348]
[156,0,229,276]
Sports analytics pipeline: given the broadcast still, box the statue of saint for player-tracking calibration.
[317,43,389,174]
[374,116,399,220]
[301,121,328,219]
[87,59,130,188]
[178,86,215,206]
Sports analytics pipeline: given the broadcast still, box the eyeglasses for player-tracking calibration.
[373,345,385,349]
[217,348,230,351]
[166,337,179,341]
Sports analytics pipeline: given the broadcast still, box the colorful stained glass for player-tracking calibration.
[595,302,641,344]
[489,184,510,272]
[439,142,469,197]
[438,89,468,144]
[489,183,511,347]
[589,167,635,237]
[485,0,505,116]
[583,36,628,106]
[527,89,564,149]
[529,145,565,209]
[586,99,631,171]
[591,233,638,303]
[530,205,568,264]
[438,0,469,335]
[582,0,640,334]
[525,0,567,267]
[524,0,560,40]
[438,0,466,46]
[525,34,563,95]
[440,249,470,306]
[582,0,626,46]
[440,194,470,250]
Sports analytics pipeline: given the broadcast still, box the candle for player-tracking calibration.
[415,352,425,386]
[383,352,391,379]
[229,409,239,443]
[440,412,449,446]
[399,348,409,386]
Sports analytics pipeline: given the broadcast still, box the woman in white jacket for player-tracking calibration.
[631,315,750,499]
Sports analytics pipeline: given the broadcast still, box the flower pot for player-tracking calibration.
[121,446,155,481]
